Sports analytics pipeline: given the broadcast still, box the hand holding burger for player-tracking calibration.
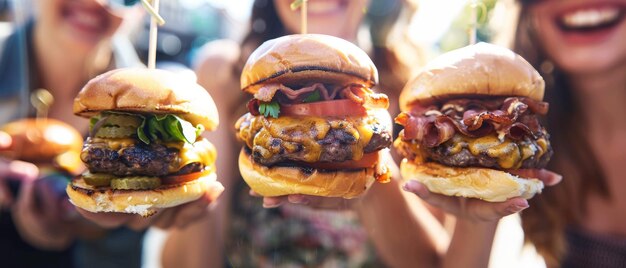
[67,68,224,224]
[236,34,393,201]
[396,43,562,219]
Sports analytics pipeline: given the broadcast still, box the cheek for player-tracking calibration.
[275,0,300,33]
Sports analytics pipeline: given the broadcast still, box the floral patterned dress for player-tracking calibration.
[225,180,386,268]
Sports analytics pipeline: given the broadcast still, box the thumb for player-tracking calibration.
[0,131,11,149]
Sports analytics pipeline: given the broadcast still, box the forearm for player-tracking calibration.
[442,219,498,268]
[355,180,449,268]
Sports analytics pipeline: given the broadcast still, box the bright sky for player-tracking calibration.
[409,0,468,44]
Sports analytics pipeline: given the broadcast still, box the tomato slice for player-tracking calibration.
[162,169,211,185]
[298,152,379,170]
[281,99,367,117]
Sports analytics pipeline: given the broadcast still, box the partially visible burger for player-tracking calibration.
[67,68,221,216]
[236,34,392,199]
[1,118,84,175]
[395,43,553,202]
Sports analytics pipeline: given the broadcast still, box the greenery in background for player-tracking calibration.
[438,0,497,52]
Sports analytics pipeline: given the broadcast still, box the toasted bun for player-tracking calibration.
[66,173,218,216]
[73,68,219,131]
[0,119,84,172]
[400,43,545,110]
[238,149,376,199]
[400,160,543,202]
[241,34,378,93]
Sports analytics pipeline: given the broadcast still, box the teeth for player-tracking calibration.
[307,1,341,14]
[562,8,620,28]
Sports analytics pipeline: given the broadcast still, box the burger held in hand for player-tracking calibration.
[67,68,221,216]
[395,43,554,202]
[236,34,392,199]
[1,118,84,175]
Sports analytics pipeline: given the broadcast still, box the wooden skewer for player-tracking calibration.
[469,0,477,45]
[301,0,308,34]
[146,0,161,69]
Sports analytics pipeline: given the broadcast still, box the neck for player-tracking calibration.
[570,65,626,134]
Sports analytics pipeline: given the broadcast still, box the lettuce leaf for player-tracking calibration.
[92,111,203,144]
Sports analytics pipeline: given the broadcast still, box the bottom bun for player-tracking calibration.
[66,173,217,216]
[238,149,376,199]
[400,160,543,202]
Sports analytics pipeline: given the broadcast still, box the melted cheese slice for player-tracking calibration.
[236,109,391,163]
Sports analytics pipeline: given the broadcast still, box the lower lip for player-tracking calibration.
[558,25,620,45]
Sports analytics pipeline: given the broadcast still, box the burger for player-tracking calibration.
[1,118,84,175]
[67,68,220,216]
[235,34,392,199]
[395,43,553,202]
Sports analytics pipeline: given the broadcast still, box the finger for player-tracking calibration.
[0,180,11,208]
[126,215,156,231]
[402,180,463,215]
[249,189,262,197]
[0,131,11,149]
[172,198,211,229]
[0,160,39,181]
[15,179,36,212]
[466,197,529,222]
[287,194,310,205]
[510,169,562,186]
[152,209,178,230]
[76,208,131,229]
[263,196,286,208]
[37,182,61,220]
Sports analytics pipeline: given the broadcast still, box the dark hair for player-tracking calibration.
[514,4,609,266]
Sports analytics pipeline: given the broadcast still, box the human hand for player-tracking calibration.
[11,175,82,250]
[0,131,39,208]
[76,181,224,230]
[402,169,562,222]
[254,190,359,210]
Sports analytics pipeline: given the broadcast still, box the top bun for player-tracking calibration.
[241,34,378,93]
[74,68,219,131]
[0,118,83,165]
[400,43,544,110]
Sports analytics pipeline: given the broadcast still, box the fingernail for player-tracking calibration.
[507,200,529,213]
[287,195,309,204]
[262,201,280,209]
[403,180,428,197]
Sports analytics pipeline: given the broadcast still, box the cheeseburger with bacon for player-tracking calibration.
[236,34,392,198]
[395,43,553,202]
[67,68,221,216]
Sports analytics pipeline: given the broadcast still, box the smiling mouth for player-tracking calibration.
[306,0,346,15]
[557,6,625,32]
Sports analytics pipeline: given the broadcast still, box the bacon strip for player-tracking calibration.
[398,97,548,146]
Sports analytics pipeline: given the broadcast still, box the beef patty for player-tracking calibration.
[80,138,203,176]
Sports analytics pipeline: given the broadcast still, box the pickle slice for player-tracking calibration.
[95,126,136,138]
[83,172,115,187]
[110,177,161,190]
[104,114,142,128]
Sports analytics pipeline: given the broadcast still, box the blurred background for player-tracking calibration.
[0,0,505,70]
